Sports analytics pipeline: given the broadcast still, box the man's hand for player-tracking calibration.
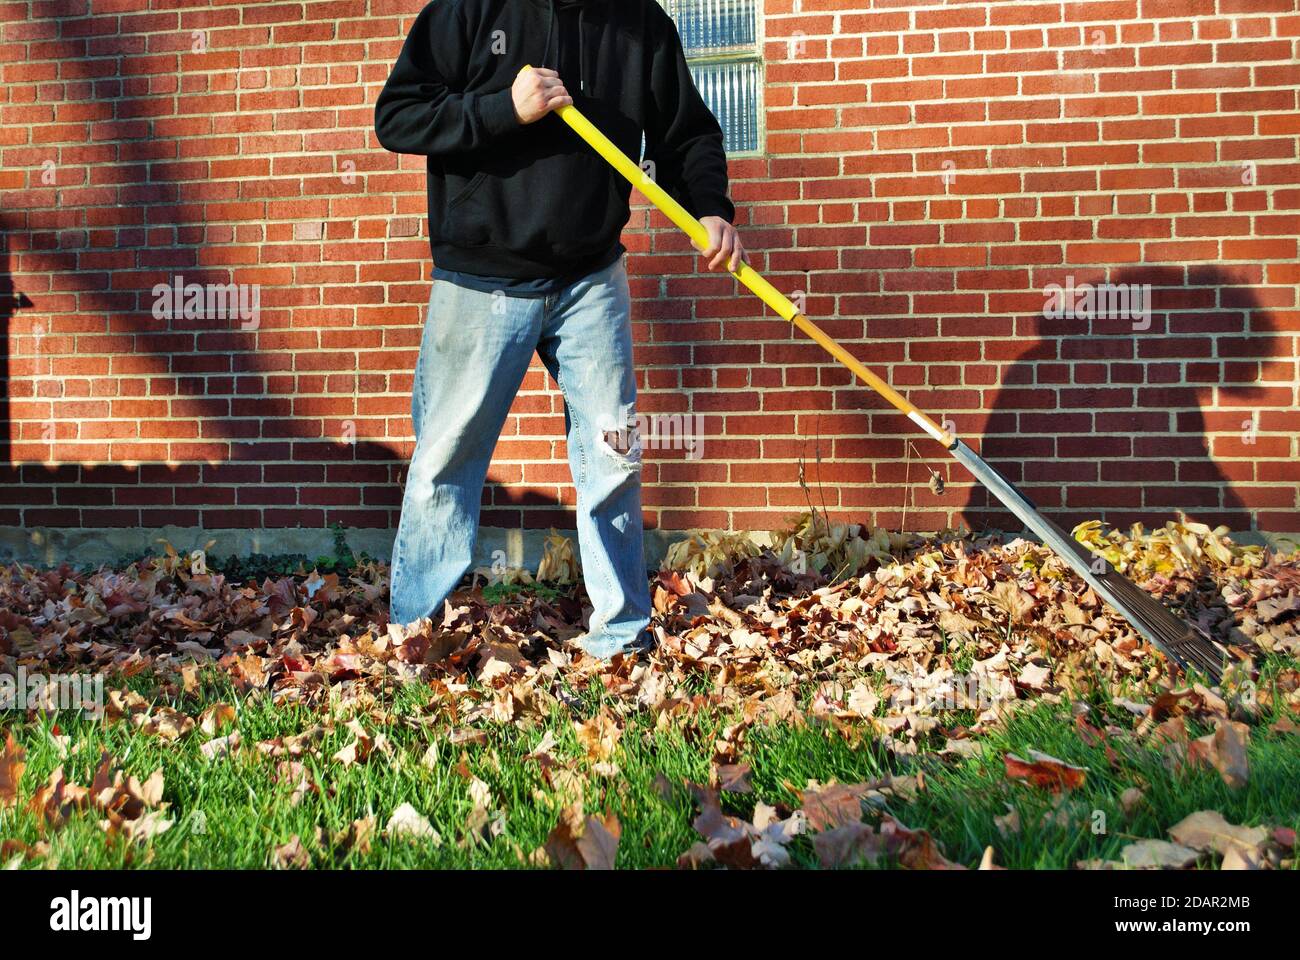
[699,216,748,273]
[512,67,572,124]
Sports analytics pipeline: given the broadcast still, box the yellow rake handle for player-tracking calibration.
[519,65,955,449]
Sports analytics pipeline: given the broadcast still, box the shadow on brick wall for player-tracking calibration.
[0,7,589,538]
[0,230,15,482]
[959,264,1288,535]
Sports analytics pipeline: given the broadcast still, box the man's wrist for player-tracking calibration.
[694,200,736,224]
[476,87,521,139]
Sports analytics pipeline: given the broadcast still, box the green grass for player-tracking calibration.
[480,580,571,605]
[3,664,1297,869]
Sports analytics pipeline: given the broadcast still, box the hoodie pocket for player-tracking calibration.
[448,170,487,210]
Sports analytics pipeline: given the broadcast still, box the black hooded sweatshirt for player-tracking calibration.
[374,0,735,281]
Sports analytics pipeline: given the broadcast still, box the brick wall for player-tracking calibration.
[1,0,1298,545]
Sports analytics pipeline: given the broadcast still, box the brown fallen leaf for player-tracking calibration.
[1119,786,1145,816]
[1074,714,1120,767]
[687,784,803,870]
[989,580,1036,622]
[133,705,195,741]
[273,760,316,806]
[1269,716,1298,736]
[879,816,966,870]
[385,802,441,844]
[447,727,488,747]
[1167,810,1269,860]
[1004,751,1088,792]
[676,841,716,870]
[27,766,89,828]
[273,835,311,869]
[105,688,151,721]
[1120,839,1201,870]
[332,719,374,767]
[691,788,757,869]
[1220,845,1263,870]
[90,755,165,823]
[178,662,201,695]
[258,723,327,758]
[2,838,34,869]
[199,702,237,737]
[577,812,621,870]
[333,817,377,858]
[110,809,174,845]
[812,821,881,869]
[574,709,622,763]
[799,782,872,832]
[1187,720,1249,788]
[994,807,1021,838]
[1018,663,1051,690]
[200,731,241,761]
[0,733,24,809]
[713,762,753,794]
[1147,715,1192,772]
[541,805,621,870]
[84,756,171,844]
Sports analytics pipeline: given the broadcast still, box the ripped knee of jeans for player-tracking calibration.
[594,404,643,468]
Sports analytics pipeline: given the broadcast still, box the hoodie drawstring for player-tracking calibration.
[542,1,554,74]
[543,0,587,95]
[577,5,586,94]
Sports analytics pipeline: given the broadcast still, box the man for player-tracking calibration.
[376,0,746,658]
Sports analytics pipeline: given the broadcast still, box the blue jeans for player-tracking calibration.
[389,256,651,658]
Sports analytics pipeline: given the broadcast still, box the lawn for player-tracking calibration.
[1,516,1297,870]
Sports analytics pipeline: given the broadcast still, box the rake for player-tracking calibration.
[523,66,1229,682]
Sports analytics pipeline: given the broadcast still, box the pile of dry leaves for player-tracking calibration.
[0,516,1296,740]
[0,515,1297,868]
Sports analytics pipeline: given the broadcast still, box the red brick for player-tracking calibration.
[0,1,1294,538]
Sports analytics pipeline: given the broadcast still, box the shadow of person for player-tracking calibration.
[958,263,1288,537]
[0,226,14,476]
[0,10,532,546]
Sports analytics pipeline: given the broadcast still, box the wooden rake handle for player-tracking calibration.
[518,64,956,450]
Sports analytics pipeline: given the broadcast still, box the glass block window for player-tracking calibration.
[659,0,763,154]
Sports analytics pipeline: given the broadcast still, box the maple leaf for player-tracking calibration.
[574,708,622,763]
[577,812,621,870]
[1004,751,1088,792]
[989,581,1036,623]
[541,805,621,870]
[688,785,803,870]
